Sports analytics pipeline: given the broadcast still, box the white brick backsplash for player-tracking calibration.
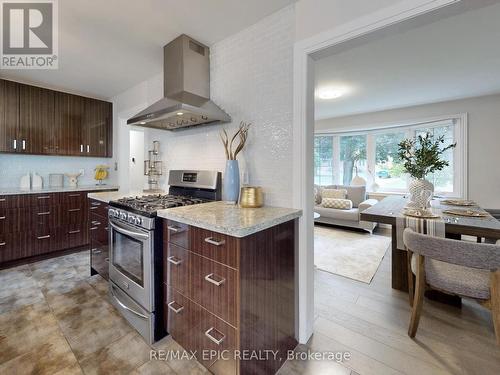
[144,5,295,207]
[0,154,116,188]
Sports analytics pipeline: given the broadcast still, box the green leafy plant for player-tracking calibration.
[397,132,456,179]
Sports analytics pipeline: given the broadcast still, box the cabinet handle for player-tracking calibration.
[80,144,84,153]
[90,227,98,231]
[37,196,51,200]
[0,242,6,246]
[105,258,109,263]
[87,145,90,153]
[167,225,182,233]
[204,237,225,246]
[69,230,80,234]
[204,273,225,287]
[13,139,17,150]
[167,301,184,314]
[37,211,50,216]
[91,202,101,206]
[68,194,81,197]
[0,198,5,202]
[91,220,101,225]
[37,235,50,240]
[205,327,225,346]
[92,248,102,254]
[167,256,182,265]
[0,216,5,220]
[68,208,81,212]
[22,140,26,150]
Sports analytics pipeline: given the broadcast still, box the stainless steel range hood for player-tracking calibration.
[127,35,230,130]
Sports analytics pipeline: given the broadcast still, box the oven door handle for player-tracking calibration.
[109,221,149,240]
[110,285,148,320]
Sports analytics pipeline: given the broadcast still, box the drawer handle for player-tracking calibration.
[167,301,184,314]
[167,256,182,265]
[37,235,50,240]
[37,196,51,200]
[167,225,183,233]
[105,226,109,231]
[90,227,98,231]
[205,327,225,346]
[91,220,101,225]
[68,194,81,197]
[68,208,81,212]
[204,237,225,246]
[204,273,225,287]
[0,216,5,220]
[0,242,6,246]
[91,202,101,206]
[0,198,5,202]
[90,206,98,210]
[92,248,102,254]
[69,230,81,234]
[105,258,109,263]
[37,211,50,216]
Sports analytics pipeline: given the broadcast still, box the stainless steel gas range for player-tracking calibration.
[107,170,221,344]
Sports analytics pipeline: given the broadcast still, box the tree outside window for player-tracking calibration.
[374,132,407,190]
[340,135,366,185]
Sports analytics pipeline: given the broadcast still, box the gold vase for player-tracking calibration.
[239,186,263,208]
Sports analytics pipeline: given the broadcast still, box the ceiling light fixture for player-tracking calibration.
[317,88,345,100]
[139,121,146,125]
[176,112,184,116]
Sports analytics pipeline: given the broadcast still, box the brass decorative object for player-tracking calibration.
[239,186,263,208]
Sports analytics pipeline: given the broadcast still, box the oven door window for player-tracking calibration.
[112,230,145,287]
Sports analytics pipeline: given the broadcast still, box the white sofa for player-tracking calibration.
[314,184,378,233]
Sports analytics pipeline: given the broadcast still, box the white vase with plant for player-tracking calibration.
[398,132,456,208]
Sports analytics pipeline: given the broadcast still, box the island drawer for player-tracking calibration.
[0,207,20,233]
[165,243,191,296]
[164,220,190,249]
[190,227,238,269]
[190,252,238,327]
[164,285,237,373]
[0,195,19,210]
[61,192,88,207]
[90,214,108,244]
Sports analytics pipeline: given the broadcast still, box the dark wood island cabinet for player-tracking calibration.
[160,202,301,375]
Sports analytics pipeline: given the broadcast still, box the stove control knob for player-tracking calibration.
[135,217,142,226]
[128,215,136,224]
[120,212,127,220]
[108,209,115,217]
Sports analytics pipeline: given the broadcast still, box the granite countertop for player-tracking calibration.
[0,184,119,196]
[87,190,145,203]
[157,201,302,238]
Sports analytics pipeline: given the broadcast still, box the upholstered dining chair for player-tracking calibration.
[402,228,500,344]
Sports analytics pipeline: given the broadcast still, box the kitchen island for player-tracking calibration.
[158,201,302,375]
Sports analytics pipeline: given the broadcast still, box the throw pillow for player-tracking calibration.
[321,198,353,210]
[322,188,347,199]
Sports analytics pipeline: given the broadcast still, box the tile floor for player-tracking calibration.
[1,226,499,375]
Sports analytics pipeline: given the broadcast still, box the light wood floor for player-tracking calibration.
[290,225,500,375]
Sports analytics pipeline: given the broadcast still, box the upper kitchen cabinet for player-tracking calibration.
[54,92,85,155]
[82,98,113,157]
[0,80,20,153]
[0,79,113,158]
[19,83,55,154]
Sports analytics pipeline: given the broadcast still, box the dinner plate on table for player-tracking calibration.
[442,209,489,218]
[441,199,476,206]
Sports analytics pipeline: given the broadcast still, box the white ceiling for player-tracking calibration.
[0,0,295,100]
[314,1,500,120]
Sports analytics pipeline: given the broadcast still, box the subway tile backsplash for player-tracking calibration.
[0,154,116,188]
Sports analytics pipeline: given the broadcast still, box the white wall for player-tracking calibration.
[315,93,500,208]
[295,0,405,41]
[113,6,295,207]
[129,130,145,191]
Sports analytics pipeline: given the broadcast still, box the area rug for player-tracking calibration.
[314,225,390,283]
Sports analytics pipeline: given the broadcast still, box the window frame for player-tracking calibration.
[314,113,468,198]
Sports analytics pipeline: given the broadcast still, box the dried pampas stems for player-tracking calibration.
[219,121,251,160]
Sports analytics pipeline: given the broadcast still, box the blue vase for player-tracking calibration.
[223,160,240,203]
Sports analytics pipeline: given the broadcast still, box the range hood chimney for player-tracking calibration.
[127,35,231,130]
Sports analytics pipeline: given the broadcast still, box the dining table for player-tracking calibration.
[360,195,500,295]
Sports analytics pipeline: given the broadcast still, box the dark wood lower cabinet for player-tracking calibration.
[163,219,298,375]
[0,191,114,268]
[89,198,109,280]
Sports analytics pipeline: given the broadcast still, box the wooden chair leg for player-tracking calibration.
[408,255,425,338]
[407,250,414,307]
[490,270,500,345]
